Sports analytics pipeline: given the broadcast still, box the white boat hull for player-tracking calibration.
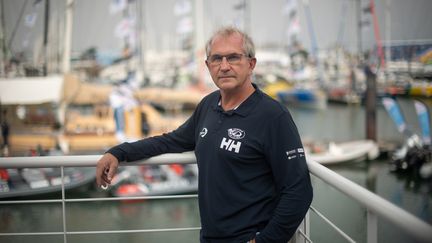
[305,140,380,165]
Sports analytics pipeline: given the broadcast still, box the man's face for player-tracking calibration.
[205,33,256,92]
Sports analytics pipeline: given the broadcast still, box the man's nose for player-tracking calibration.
[220,57,230,70]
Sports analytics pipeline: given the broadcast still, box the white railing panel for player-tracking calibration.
[1,154,432,243]
[306,160,432,243]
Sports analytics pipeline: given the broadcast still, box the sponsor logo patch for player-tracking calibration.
[228,128,245,140]
[286,147,305,160]
[286,149,296,155]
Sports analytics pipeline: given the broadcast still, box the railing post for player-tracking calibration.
[367,209,378,243]
[302,211,311,243]
[291,212,310,243]
[61,166,68,243]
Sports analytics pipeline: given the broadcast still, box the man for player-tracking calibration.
[96,26,313,243]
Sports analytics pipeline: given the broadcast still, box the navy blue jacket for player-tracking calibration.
[108,85,313,243]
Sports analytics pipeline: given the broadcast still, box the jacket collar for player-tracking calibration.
[211,83,263,117]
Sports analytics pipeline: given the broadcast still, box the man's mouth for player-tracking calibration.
[218,76,235,79]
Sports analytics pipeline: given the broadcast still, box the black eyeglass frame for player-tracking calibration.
[206,53,252,65]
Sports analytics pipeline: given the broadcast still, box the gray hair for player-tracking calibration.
[205,26,255,58]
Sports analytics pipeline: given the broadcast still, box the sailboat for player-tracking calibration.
[276,84,327,110]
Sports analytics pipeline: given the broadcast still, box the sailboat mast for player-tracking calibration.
[369,0,385,68]
[0,0,6,75]
[62,0,73,73]
[356,0,362,56]
[243,0,250,35]
[302,0,318,60]
[194,0,205,89]
[385,0,391,65]
[43,0,50,76]
[137,0,146,84]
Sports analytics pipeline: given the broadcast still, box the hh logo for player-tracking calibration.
[220,137,242,153]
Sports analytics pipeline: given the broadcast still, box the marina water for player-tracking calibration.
[1,97,431,243]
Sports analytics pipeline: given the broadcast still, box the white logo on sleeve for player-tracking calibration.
[286,147,305,160]
[200,128,208,137]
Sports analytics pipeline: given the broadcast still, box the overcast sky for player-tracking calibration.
[2,0,432,59]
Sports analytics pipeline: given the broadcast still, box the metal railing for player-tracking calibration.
[1,153,432,243]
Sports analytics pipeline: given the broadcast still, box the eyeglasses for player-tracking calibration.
[207,53,249,66]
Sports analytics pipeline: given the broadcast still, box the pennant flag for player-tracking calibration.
[176,16,193,34]
[174,0,192,16]
[24,13,37,27]
[234,2,246,10]
[287,17,301,37]
[110,0,127,15]
[115,17,135,38]
[414,100,431,145]
[363,4,372,14]
[33,0,43,7]
[282,0,298,16]
[382,97,407,134]
[283,0,300,43]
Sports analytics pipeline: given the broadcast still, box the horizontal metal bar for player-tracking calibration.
[65,194,198,203]
[0,232,65,236]
[309,206,356,243]
[307,160,432,243]
[0,227,201,237]
[0,152,197,168]
[67,227,201,235]
[0,194,198,205]
[0,199,63,204]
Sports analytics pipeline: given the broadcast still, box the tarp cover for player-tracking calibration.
[0,76,63,105]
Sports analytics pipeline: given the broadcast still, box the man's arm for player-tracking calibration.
[256,112,313,243]
[95,112,198,188]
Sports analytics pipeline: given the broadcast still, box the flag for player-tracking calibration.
[24,13,37,27]
[287,16,301,37]
[176,16,193,34]
[282,0,297,16]
[115,17,135,38]
[363,4,372,14]
[382,97,407,134]
[414,100,431,145]
[284,0,300,41]
[33,0,42,6]
[110,0,127,15]
[234,2,246,10]
[174,0,192,16]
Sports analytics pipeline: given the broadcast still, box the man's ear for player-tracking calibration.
[249,57,257,71]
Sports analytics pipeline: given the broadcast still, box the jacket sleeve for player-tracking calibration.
[107,110,197,162]
[256,111,313,243]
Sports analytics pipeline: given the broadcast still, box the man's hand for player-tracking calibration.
[96,153,119,188]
